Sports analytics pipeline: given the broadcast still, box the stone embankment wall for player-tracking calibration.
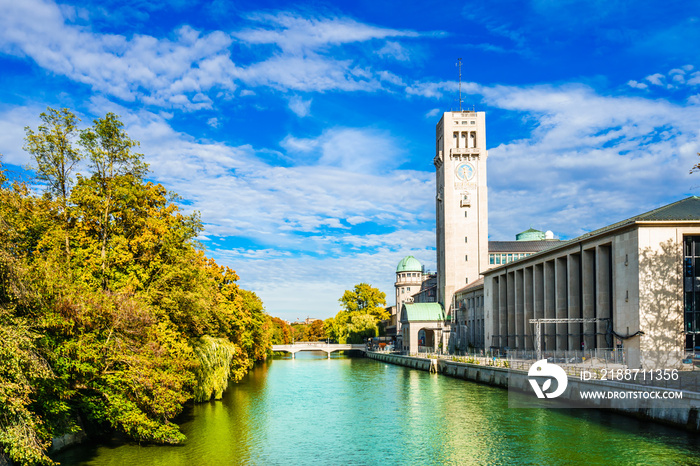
[367,352,700,431]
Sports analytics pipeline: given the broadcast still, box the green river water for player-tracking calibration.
[54,353,700,465]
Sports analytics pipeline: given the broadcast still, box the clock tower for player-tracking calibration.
[434,111,489,320]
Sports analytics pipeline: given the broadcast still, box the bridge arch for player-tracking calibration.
[272,342,367,358]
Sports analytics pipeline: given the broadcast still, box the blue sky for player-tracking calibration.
[1,0,699,321]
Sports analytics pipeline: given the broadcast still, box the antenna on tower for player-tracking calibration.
[456,58,463,112]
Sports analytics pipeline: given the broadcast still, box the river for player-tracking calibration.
[54,352,700,465]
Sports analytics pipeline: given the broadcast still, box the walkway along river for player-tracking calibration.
[54,352,700,465]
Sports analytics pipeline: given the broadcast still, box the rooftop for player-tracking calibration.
[400,303,445,322]
[396,255,422,273]
[489,240,560,253]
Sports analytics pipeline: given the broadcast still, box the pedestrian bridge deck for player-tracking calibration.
[272,342,366,358]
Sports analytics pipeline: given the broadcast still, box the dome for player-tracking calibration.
[396,255,422,273]
[516,228,545,241]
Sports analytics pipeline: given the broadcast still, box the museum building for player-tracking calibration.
[394,110,700,365]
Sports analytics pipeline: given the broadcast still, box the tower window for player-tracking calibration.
[464,211,468,218]
[465,255,468,261]
[464,236,468,243]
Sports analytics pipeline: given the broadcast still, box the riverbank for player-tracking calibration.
[367,352,700,432]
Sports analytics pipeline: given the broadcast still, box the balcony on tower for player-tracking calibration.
[450,147,481,157]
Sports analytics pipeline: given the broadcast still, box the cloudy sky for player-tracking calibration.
[1,0,699,321]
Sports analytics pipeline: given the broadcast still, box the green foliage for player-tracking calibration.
[346,314,378,343]
[0,308,54,466]
[193,336,237,402]
[0,111,273,463]
[325,283,386,344]
[339,283,388,320]
[24,107,82,202]
[324,313,349,344]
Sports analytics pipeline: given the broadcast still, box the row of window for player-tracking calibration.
[684,236,700,351]
[489,253,532,265]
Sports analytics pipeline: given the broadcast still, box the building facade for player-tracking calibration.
[395,109,700,367]
[484,198,700,368]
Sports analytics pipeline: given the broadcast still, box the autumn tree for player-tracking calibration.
[306,320,326,341]
[78,113,147,289]
[24,107,82,255]
[0,111,273,464]
[339,283,388,320]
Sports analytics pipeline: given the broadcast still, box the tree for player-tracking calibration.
[270,317,292,344]
[346,314,378,343]
[24,107,82,255]
[339,283,388,320]
[324,312,351,343]
[0,110,274,463]
[306,320,326,341]
[78,113,148,289]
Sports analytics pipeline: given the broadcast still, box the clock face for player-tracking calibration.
[455,162,475,181]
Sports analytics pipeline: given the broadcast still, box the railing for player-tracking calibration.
[398,348,700,393]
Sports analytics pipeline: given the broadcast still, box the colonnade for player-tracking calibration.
[490,244,613,351]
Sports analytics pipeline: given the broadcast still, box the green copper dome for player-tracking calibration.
[396,255,422,273]
[516,228,545,241]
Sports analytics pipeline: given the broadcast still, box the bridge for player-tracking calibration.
[272,342,367,358]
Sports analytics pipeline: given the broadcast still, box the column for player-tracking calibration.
[534,263,544,353]
[499,273,508,348]
[556,257,568,351]
[515,269,525,349]
[524,267,534,350]
[491,277,500,349]
[544,261,555,350]
[582,249,596,350]
[596,245,612,349]
[567,254,582,351]
[507,272,516,349]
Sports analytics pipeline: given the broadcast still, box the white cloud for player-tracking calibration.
[0,105,45,166]
[473,83,700,240]
[425,108,441,118]
[207,117,220,128]
[627,80,648,89]
[406,80,480,99]
[688,72,700,86]
[645,73,665,86]
[233,11,418,53]
[0,1,432,106]
[375,41,412,61]
[288,95,312,117]
[0,0,238,109]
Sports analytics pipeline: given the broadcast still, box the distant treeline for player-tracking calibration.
[0,108,271,465]
[269,283,389,345]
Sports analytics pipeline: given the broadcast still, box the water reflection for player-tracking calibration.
[55,353,700,465]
